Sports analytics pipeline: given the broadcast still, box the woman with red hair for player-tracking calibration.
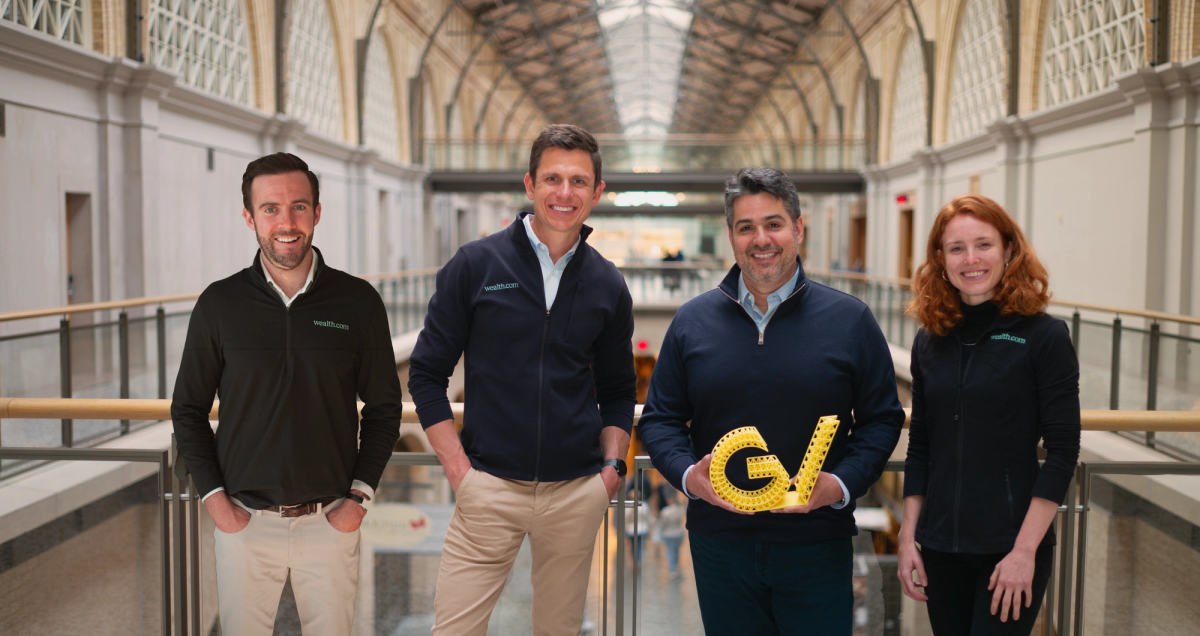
[897,195,1080,635]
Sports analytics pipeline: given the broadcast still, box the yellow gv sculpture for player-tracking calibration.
[708,416,841,512]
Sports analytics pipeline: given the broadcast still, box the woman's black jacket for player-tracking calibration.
[904,311,1081,554]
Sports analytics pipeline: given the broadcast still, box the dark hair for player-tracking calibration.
[528,124,602,188]
[723,167,801,227]
[908,195,1050,336]
[241,152,320,213]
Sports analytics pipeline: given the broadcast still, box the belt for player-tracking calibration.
[261,501,327,518]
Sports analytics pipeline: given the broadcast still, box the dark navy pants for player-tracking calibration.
[689,531,853,636]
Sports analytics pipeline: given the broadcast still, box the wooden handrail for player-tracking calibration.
[0,294,202,323]
[806,268,1200,327]
[1,398,1198,432]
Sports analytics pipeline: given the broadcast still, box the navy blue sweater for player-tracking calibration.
[408,212,637,482]
[639,262,905,543]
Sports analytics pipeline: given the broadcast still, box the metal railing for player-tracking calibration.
[0,270,438,474]
[423,136,871,173]
[2,401,1200,635]
[808,268,1200,460]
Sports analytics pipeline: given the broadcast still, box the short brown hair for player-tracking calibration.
[908,195,1050,336]
[241,152,320,213]
[528,124,602,188]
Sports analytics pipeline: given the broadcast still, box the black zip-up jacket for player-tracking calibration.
[904,311,1081,554]
[172,248,404,509]
[407,212,637,482]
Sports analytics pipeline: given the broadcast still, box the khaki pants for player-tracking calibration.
[433,468,610,636]
[214,499,360,636]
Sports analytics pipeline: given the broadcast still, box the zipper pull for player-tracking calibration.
[758,330,764,346]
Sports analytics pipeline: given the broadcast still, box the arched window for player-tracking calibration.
[947,0,1006,141]
[2,0,88,45]
[890,34,927,162]
[363,36,400,161]
[287,0,344,140]
[1041,0,1145,108]
[147,0,254,106]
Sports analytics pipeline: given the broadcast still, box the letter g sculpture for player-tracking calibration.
[708,416,841,512]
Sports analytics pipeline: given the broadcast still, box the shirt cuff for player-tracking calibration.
[201,487,224,503]
[680,464,700,500]
[350,480,375,502]
[828,474,851,509]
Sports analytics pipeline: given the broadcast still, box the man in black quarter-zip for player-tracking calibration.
[638,167,905,636]
[172,153,403,636]
[408,124,636,636]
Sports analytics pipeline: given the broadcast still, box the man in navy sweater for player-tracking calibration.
[408,124,637,635]
[639,167,904,635]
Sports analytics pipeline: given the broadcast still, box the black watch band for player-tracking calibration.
[346,493,366,507]
[602,459,627,477]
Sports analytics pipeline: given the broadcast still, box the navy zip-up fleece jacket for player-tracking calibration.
[407,212,637,482]
[639,261,905,543]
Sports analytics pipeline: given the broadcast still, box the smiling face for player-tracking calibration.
[728,192,803,290]
[523,147,604,238]
[939,212,1012,305]
[242,171,321,270]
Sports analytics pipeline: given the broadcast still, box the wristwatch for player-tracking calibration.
[602,458,627,477]
[346,493,367,512]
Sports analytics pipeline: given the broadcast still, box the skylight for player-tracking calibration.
[597,0,693,136]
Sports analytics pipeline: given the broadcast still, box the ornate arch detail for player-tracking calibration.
[943,0,1008,143]
[932,0,973,145]
[878,18,915,164]
[286,0,346,140]
[1036,0,1146,108]
[888,31,929,163]
[145,0,256,107]
[363,27,401,161]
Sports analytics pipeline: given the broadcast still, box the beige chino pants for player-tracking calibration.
[214,499,360,636]
[432,468,611,636]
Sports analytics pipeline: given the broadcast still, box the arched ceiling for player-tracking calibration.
[459,0,834,136]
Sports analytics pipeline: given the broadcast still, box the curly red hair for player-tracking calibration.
[908,195,1050,336]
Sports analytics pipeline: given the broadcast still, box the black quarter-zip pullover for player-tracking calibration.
[172,248,404,509]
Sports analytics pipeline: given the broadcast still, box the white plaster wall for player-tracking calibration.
[0,21,443,336]
[1028,138,1146,307]
[844,62,1200,319]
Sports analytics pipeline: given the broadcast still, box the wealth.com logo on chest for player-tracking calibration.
[483,282,519,292]
[313,320,350,330]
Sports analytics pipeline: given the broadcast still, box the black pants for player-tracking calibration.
[922,543,1054,636]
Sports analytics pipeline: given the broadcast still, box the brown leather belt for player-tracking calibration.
[262,502,325,518]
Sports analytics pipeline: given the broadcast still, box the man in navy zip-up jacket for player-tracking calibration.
[639,167,904,636]
[408,125,636,636]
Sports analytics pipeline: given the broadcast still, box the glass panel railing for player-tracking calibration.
[0,448,171,635]
[0,329,63,474]
[1073,462,1200,635]
[618,264,725,306]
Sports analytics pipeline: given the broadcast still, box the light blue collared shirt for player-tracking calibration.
[681,263,850,510]
[737,266,801,334]
[523,213,581,310]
